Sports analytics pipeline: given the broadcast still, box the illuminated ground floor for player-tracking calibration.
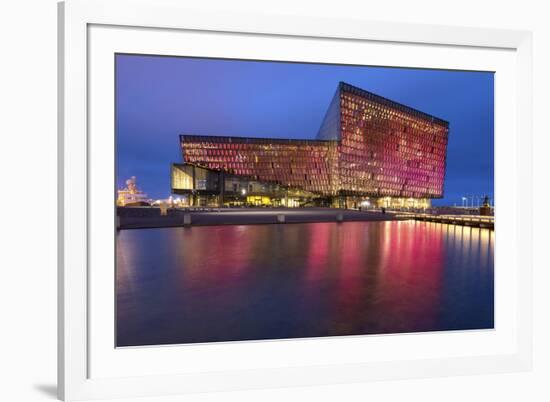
[171,163,432,210]
[170,193,431,210]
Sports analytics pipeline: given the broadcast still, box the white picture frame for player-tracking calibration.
[58,0,533,400]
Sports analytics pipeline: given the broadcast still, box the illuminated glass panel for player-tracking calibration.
[181,136,338,196]
[179,82,449,200]
[338,82,449,199]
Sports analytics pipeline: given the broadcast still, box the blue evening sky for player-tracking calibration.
[116,54,494,206]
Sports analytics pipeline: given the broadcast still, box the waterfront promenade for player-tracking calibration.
[401,213,494,229]
[117,207,400,229]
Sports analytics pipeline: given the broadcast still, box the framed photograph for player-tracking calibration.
[58,0,533,400]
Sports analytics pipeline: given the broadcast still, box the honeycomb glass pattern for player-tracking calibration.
[179,82,449,200]
[181,136,339,196]
[338,83,449,198]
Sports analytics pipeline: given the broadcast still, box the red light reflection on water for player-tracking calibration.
[372,222,444,332]
[116,221,493,347]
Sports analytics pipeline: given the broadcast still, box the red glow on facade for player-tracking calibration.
[179,82,449,201]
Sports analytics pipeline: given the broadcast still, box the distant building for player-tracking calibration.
[117,176,150,206]
[172,82,449,208]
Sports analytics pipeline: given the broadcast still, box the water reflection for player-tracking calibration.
[116,221,494,346]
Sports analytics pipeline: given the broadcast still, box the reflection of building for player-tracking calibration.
[117,176,150,206]
[172,82,449,208]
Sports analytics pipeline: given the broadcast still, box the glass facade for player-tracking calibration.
[175,82,449,206]
[337,83,448,199]
[180,136,338,196]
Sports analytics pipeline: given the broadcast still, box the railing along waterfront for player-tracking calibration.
[395,213,494,229]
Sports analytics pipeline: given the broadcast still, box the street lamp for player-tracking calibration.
[461,196,467,208]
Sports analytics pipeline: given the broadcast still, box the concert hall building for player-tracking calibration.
[171,82,449,209]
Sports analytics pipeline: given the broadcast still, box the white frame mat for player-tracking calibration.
[58,0,533,400]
